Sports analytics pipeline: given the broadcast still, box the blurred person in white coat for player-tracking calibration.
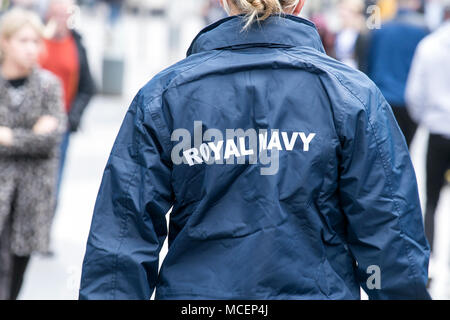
[406,0,450,271]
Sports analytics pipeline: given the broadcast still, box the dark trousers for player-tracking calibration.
[424,133,450,253]
[391,105,418,148]
[9,255,30,300]
[0,214,31,300]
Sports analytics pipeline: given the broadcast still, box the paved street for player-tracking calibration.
[18,6,450,300]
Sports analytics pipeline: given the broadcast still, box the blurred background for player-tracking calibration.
[0,0,449,300]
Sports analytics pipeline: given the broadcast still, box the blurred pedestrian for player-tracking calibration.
[405,0,450,259]
[367,0,429,147]
[39,0,95,215]
[335,0,365,68]
[310,14,336,58]
[354,1,376,74]
[0,8,66,300]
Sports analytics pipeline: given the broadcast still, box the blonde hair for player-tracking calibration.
[227,0,301,30]
[0,8,44,62]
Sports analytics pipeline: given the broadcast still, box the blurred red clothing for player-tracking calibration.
[39,35,80,113]
[310,15,336,58]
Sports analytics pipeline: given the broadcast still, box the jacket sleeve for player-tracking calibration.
[0,76,66,158]
[337,85,431,300]
[79,90,174,300]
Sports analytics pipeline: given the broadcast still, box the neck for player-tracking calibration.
[54,28,71,40]
[1,60,32,80]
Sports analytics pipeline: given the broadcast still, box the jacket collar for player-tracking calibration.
[187,14,325,57]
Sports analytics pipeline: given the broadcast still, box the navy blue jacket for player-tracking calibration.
[367,9,429,107]
[79,14,430,300]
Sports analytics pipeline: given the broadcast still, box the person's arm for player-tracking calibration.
[79,90,174,300]
[337,85,430,300]
[405,41,429,123]
[0,76,66,158]
[67,33,96,133]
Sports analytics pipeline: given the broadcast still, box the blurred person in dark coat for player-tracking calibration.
[406,1,450,264]
[354,0,377,74]
[39,0,95,214]
[0,8,66,300]
[367,0,429,147]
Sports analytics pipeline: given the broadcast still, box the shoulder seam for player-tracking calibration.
[144,50,225,107]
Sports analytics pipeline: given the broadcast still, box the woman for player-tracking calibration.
[80,0,430,300]
[0,8,65,300]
